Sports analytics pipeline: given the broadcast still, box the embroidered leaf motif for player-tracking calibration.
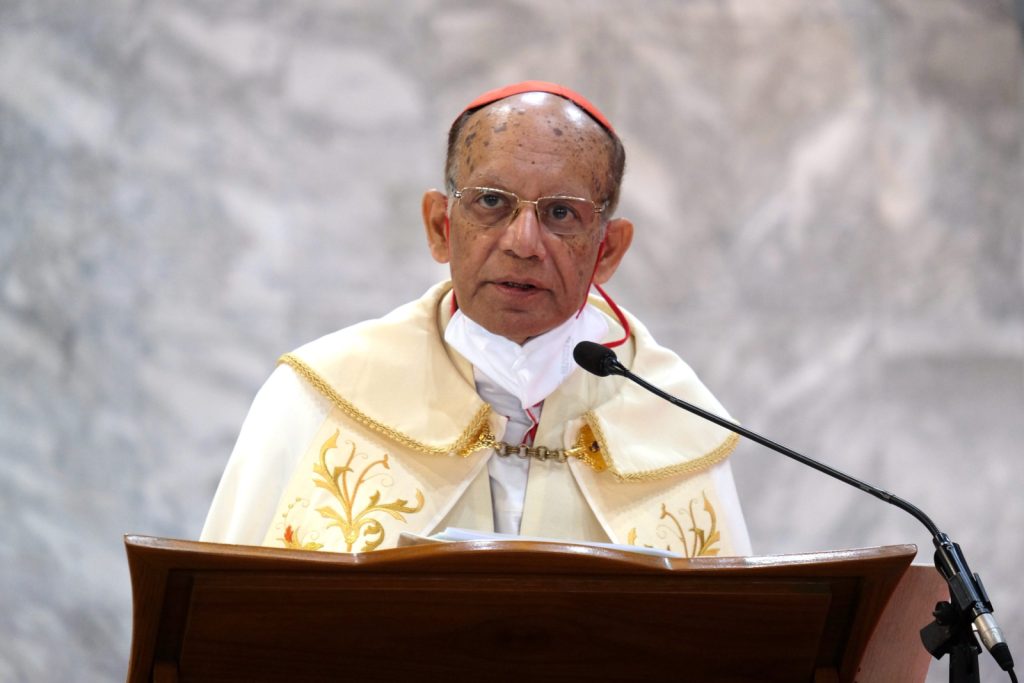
[374,491,426,521]
[280,525,324,551]
[311,430,425,552]
[630,491,722,558]
[316,505,347,526]
[698,494,721,556]
[361,518,385,552]
[626,526,654,549]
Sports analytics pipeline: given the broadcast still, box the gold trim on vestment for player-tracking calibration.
[279,353,493,458]
[573,419,609,472]
[281,354,737,481]
[584,412,739,482]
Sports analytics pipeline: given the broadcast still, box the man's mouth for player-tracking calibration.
[499,281,537,291]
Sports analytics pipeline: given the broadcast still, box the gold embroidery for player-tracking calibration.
[627,491,721,558]
[282,354,734,479]
[313,430,425,552]
[585,409,738,482]
[572,422,608,471]
[280,524,324,551]
[280,353,493,458]
[281,354,616,472]
[484,428,600,468]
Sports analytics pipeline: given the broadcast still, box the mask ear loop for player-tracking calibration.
[578,240,631,349]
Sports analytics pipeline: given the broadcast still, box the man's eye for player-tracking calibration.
[547,202,580,222]
[478,193,506,209]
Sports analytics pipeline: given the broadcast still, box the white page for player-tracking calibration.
[432,527,683,559]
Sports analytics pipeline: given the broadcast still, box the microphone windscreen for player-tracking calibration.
[573,341,617,377]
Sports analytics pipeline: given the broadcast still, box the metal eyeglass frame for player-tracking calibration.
[449,186,608,236]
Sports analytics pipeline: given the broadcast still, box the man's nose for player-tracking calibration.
[499,202,546,259]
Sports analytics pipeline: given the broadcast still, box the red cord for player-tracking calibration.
[577,240,631,348]
[524,406,540,443]
[594,282,630,348]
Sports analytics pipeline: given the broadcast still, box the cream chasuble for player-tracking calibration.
[203,281,750,557]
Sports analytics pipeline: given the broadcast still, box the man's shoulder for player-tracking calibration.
[273,279,482,454]
[290,281,452,364]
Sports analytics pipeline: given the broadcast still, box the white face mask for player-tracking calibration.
[445,306,609,411]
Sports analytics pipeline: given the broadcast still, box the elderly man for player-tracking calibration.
[201,82,751,556]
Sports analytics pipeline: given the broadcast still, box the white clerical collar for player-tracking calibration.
[444,305,609,411]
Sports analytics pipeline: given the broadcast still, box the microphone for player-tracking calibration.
[573,340,1016,678]
[572,340,625,377]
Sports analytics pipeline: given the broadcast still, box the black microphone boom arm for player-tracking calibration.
[571,340,1015,681]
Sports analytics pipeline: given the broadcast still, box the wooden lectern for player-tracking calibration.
[124,537,945,682]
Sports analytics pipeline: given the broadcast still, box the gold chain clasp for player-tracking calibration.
[466,423,608,472]
[492,441,575,464]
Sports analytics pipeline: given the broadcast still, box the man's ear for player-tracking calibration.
[422,190,450,264]
[593,217,634,285]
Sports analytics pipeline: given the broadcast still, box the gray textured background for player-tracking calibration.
[1,1,1021,681]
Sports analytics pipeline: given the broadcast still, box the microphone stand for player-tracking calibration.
[582,346,1015,683]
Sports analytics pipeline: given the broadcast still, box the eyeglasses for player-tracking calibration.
[450,186,607,237]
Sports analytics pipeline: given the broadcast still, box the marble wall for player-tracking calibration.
[0,1,1020,680]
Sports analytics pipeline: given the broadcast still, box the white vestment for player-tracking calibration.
[201,282,751,556]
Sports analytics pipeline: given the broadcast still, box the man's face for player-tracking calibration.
[426,94,623,344]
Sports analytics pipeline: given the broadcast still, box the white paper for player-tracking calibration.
[430,526,683,559]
